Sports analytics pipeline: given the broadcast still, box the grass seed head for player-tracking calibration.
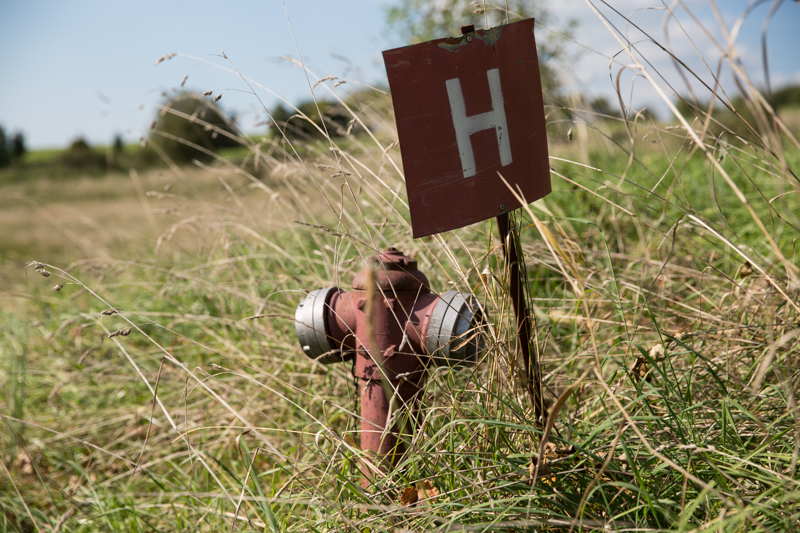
[311,76,336,89]
[214,94,222,102]
[203,91,212,97]
[154,52,176,66]
[108,327,132,338]
[53,284,63,292]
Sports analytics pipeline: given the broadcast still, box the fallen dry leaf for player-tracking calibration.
[555,445,576,456]
[740,261,754,278]
[544,441,557,456]
[527,442,576,486]
[631,355,652,383]
[417,480,439,501]
[400,486,418,507]
[14,451,33,475]
[528,455,552,481]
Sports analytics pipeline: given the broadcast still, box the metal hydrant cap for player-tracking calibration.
[294,287,350,365]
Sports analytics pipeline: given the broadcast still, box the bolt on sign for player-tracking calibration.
[382,18,551,238]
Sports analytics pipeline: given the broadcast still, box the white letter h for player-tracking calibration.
[446,68,512,178]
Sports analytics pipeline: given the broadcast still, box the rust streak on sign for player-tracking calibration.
[383,18,550,238]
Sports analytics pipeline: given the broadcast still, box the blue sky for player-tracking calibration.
[1,0,395,149]
[1,0,798,149]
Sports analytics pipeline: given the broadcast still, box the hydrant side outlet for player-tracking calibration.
[295,287,354,365]
[426,290,484,367]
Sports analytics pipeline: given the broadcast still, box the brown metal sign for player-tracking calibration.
[383,18,550,238]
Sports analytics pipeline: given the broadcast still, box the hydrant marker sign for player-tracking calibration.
[382,18,551,238]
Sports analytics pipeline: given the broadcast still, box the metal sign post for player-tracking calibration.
[383,18,550,423]
[497,205,547,424]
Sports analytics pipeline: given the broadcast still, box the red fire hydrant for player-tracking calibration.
[294,248,483,484]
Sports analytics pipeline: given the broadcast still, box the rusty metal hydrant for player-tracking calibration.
[294,248,483,484]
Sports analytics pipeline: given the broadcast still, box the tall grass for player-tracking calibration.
[2,2,799,531]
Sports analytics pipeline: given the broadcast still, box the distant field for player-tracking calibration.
[20,148,65,165]
[0,168,206,272]
[0,137,283,272]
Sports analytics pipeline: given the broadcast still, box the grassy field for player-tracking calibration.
[2,14,800,533]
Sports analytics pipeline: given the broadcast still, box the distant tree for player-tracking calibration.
[672,91,777,140]
[0,126,9,167]
[385,0,567,95]
[112,134,124,155]
[676,85,800,124]
[590,97,621,119]
[269,99,350,140]
[105,133,125,169]
[60,137,105,170]
[10,132,26,160]
[149,93,239,164]
[772,85,800,110]
[0,128,28,166]
[673,95,698,120]
[387,0,541,42]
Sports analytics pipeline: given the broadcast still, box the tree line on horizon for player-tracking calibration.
[0,126,26,168]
